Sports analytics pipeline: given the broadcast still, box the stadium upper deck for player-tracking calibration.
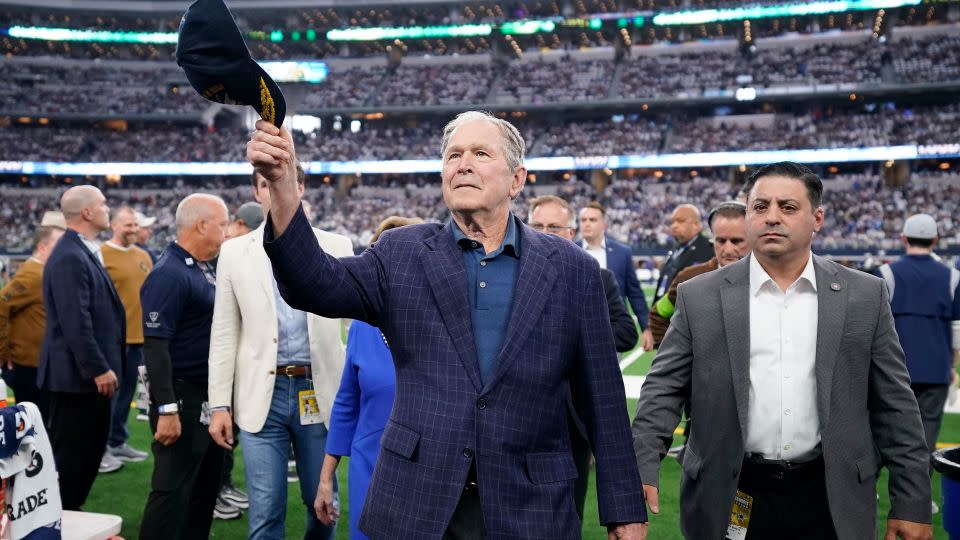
[1,0,955,58]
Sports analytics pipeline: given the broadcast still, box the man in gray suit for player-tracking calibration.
[632,162,932,540]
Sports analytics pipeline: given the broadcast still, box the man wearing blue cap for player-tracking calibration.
[878,213,960,513]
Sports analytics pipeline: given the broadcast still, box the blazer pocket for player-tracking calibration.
[681,445,704,481]
[381,420,420,460]
[526,451,578,484]
[855,452,879,483]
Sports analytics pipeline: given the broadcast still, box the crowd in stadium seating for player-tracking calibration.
[892,33,960,85]
[748,41,883,87]
[495,57,614,104]
[4,102,957,163]
[1,170,956,255]
[618,50,738,99]
[666,103,960,153]
[3,32,956,115]
[534,118,664,156]
[376,63,495,106]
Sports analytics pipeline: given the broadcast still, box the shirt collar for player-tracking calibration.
[105,240,131,252]
[749,252,817,296]
[581,237,606,251]
[80,236,100,254]
[166,242,200,266]
[451,216,520,258]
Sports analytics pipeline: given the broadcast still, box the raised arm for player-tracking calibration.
[247,120,301,237]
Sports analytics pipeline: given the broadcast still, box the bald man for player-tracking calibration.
[140,194,229,540]
[101,206,153,468]
[39,185,126,510]
[651,205,714,307]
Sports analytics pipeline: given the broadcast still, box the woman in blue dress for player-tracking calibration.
[314,216,421,539]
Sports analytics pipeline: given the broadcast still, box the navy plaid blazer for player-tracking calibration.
[264,208,646,539]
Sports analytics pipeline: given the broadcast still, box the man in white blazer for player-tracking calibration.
[208,165,353,540]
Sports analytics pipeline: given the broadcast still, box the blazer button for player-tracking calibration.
[477,398,487,410]
[462,448,474,459]
[273,337,278,343]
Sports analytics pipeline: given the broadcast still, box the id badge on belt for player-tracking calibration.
[298,390,321,425]
[725,490,753,540]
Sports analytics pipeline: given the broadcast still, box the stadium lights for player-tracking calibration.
[735,87,757,101]
[260,61,328,83]
[652,0,922,26]
[501,20,557,35]
[327,24,492,42]
[5,144,956,177]
[7,26,178,44]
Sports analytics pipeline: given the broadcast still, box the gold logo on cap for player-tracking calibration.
[259,77,276,125]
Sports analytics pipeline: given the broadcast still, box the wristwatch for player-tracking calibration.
[158,403,179,415]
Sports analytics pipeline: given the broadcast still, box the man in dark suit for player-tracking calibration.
[248,111,647,539]
[527,194,637,524]
[650,204,713,306]
[529,195,638,353]
[39,185,125,510]
[633,163,932,540]
[579,202,650,349]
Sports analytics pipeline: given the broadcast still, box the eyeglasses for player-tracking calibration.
[529,223,572,234]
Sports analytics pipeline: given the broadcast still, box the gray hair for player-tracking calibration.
[528,195,576,228]
[175,193,228,231]
[440,111,525,171]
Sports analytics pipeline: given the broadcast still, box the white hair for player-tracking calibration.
[175,193,228,231]
[440,111,525,171]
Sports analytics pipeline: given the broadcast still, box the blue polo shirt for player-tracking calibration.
[886,254,960,384]
[452,217,520,386]
[141,242,217,381]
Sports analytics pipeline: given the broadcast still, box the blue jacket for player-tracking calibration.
[326,321,396,540]
[603,235,649,328]
[265,208,645,539]
[39,230,125,393]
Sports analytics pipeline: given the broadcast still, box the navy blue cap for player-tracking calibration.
[176,0,286,127]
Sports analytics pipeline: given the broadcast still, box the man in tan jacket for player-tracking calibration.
[0,223,64,418]
[100,206,153,471]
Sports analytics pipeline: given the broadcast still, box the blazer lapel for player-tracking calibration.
[421,223,483,393]
[719,259,751,440]
[250,228,279,317]
[813,255,847,429]
[484,222,558,392]
[69,231,122,308]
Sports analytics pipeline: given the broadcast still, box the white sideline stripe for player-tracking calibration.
[623,375,646,399]
[623,374,960,417]
[619,348,645,371]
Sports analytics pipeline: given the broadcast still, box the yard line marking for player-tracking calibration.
[619,348,645,371]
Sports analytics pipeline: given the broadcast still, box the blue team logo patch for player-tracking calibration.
[146,312,161,329]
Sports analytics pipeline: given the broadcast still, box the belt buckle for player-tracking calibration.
[282,365,297,377]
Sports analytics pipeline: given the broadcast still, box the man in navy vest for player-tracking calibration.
[879,213,960,513]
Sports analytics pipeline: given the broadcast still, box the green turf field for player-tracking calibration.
[78,286,958,538]
[81,367,958,540]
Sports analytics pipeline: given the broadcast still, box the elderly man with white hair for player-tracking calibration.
[138,193,229,540]
[248,111,648,539]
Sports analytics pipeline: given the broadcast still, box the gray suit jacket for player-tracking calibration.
[632,255,931,540]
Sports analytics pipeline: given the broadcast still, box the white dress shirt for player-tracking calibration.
[582,239,607,269]
[745,253,820,461]
[81,236,104,265]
